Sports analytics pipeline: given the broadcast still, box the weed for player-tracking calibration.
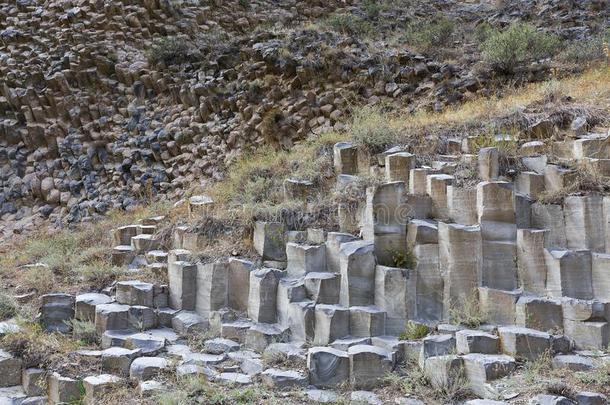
[404,17,456,55]
[399,321,430,340]
[324,12,372,37]
[147,36,201,67]
[481,23,561,74]
[70,319,98,345]
[350,105,402,153]
[0,293,18,321]
[448,291,486,329]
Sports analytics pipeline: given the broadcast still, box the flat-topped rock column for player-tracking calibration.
[374,265,416,335]
[385,152,414,183]
[196,261,229,318]
[168,261,197,310]
[334,142,358,175]
[564,195,605,252]
[447,186,477,225]
[544,249,593,299]
[413,243,443,322]
[517,229,548,295]
[363,182,408,266]
[427,174,453,219]
[228,258,254,312]
[477,181,517,291]
[439,222,482,318]
[338,240,376,307]
[531,203,567,249]
[249,268,283,323]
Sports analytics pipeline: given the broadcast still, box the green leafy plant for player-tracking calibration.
[404,17,456,54]
[481,23,561,73]
[399,321,430,340]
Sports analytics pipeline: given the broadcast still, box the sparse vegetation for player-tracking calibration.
[324,12,372,37]
[147,36,201,67]
[70,319,97,344]
[399,321,430,340]
[481,23,561,74]
[404,17,456,54]
[0,293,18,321]
[448,292,486,329]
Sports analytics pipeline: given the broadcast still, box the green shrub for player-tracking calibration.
[0,293,18,321]
[399,321,430,340]
[559,30,610,65]
[325,12,372,37]
[481,23,561,73]
[351,105,402,153]
[404,17,456,54]
[70,319,97,344]
[147,37,201,67]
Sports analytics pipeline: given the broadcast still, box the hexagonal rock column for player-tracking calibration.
[544,249,593,299]
[0,349,21,387]
[286,243,326,277]
[253,221,286,262]
[412,242,443,322]
[456,330,499,354]
[248,268,283,324]
[313,304,350,346]
[385,152,414,183]
[564,195,605,252]
[287,301,315,343]
[531,203,567,249]
[362,182,409,266]
[95,303,130,334]
[112,225,139,246]
[75,293,113,322]
[427,174,454,219]
[477,181,518,291]
[188,195,214,219]
[325,232,358,273]
[374,265,416,335]
[333,142,358,175]
[116,280,154,307]
[83,374,122,404]
[129,357,170,381]
[515,296,563,332]
[338,240,376,307]
[307,347,350,388]
[447,186,477,226]
[478,287,520,326]
[48,372,82,404]
[423,355,464,389]
[477,147,499,181]
[168,261,197,311]
[277,278,307,327]
[438,222,482,318]
[498,326,552,361]
[41,293,75,333]
[592,253,610,300]
[304,272,340,305]
[517,229,548,295]
[245,323,289,352]
[349,306,386,337]
[196,261,229,318]
[348,345,393,389]
[228,258,254,312]
[462,354,516,398]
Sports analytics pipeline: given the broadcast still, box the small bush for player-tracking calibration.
[22,265,55,294]
[77,262,126,289]
[351,105,402,153]
[389,248,417,269]
[404,17,456,54]
[325,12,372,37]
[399,321,430,340]
[481,23,561,74]
[0,293,18,321]
[559,31,610,66]
[448,292,486,328]
[147,37,201,67]
[70,320,97,344]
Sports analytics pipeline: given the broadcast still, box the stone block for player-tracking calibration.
[427,174,454,219]
[102,347,141,376]
[498,326,552,361]
[83,374,122,405]
[349,306,386,337]
[188,195,214,219]
[203,338,240,355]
[196,261,229,317]
[286,243,326,277]
[331,337,371,351]
[374,265,416,335]
[348,345,393,389]
[447,186,478,225]
[515,171,545,200]
[456,330,499,354]
[385,152,414,183]
[325,232,358,273]
[287,301,315,343]
[171,311,208,334]
[22,368,45,396]
[439,223,482,318]
[304,272,340,304]
[245,323,288,352]
[479,288,520,326]
[221,320,253,343]
[41,293,75,333]
[481,240,518,291]
[116,281,154,307]
[307,347,350,388]
[531,203,567,249]
[563,319,609,350]
[112,225,139,246]
[334,142,358,175]
[0,350,21,388]
[261,368,308,389]
[592,253,610,301]
[313,305,350,345]
[552,354,596,371]
[517,229,548,295]
[409,168,432,195]
[95,303,130,334]
[276,278,306,327]
[564,195,606,252]
[413,244,443,322]
[545,249,593,299]
[129,357,169,381]
[128,306,156,331]
[75,293,113,322]
[419,334,455,368]
[248,268,283,323]
[424,355,464,389]
[48,373,81,404]
[339,241,376,307]
[406,219,438,249]
[253,221,286,261]
[478,147,499,181]
[462,354,516,398]
[227,258,254,312]
[168,261,197,310]
[515,296,563,332]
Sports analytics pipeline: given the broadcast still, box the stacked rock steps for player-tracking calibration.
[3,131,610,402]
